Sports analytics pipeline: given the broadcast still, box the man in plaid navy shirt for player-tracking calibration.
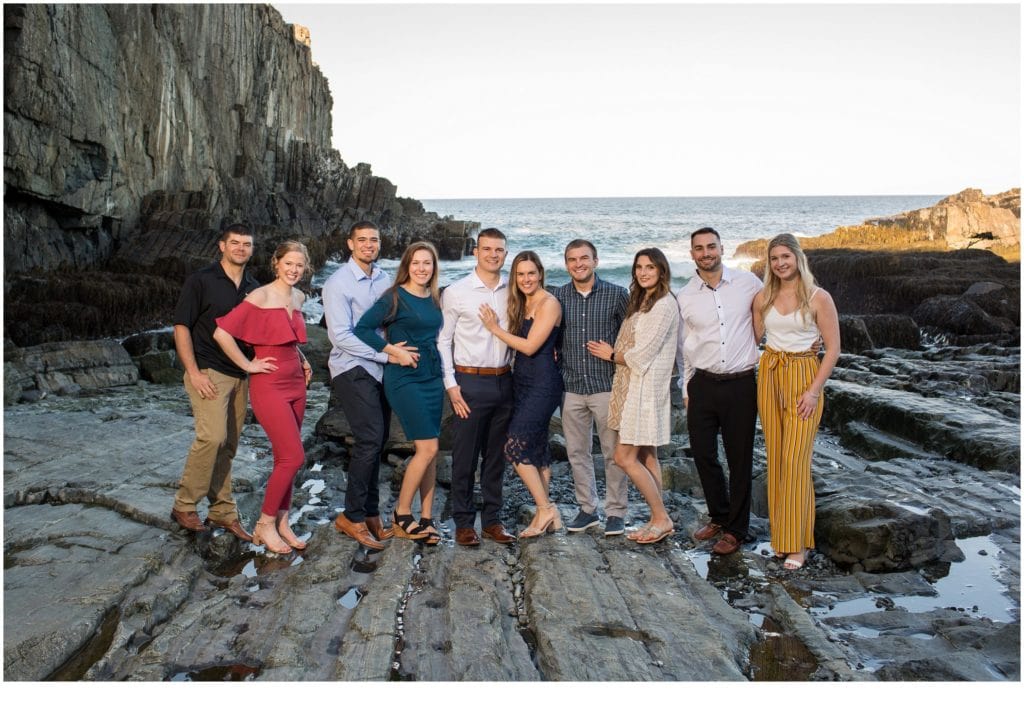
[554,240,630,536]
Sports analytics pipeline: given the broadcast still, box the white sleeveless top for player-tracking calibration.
[764,289,820,352]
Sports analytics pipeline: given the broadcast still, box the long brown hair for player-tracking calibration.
[625,247,671,316]
[383,241,440,324]
[506,250,545,334]
[759,233,817,323]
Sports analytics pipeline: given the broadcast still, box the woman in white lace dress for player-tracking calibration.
[588,247,679,545]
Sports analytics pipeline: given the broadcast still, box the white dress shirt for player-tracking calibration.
[675,265,763,398]
[437,270,511,389]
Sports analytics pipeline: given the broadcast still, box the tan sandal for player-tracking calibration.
[253,517,293,555]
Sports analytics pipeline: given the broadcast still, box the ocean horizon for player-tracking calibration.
[305,193,942,320]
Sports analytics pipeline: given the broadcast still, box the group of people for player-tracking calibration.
[168,219,838,569]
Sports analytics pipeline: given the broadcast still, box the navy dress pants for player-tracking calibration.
[451,372,513,529]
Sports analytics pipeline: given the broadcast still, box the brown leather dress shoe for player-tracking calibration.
[712,532,740,555]
[481,523,516,544]
[206,517,253,543]
[170,508,208,532]
[334,512,385,551]
[455,527,481,546]
[693,522,722,541]
[365,515,394,542]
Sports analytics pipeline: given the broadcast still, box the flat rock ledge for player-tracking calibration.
[3,382,1019,682]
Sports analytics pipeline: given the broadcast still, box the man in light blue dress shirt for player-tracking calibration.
[324,221,408,550]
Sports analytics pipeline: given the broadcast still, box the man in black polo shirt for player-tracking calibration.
[170,223,259,541]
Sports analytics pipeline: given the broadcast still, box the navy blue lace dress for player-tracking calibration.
[505,318,564,466]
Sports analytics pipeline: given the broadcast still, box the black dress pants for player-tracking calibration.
[334,366,391,522]
[686,371,757,539]
[451,372,513,529]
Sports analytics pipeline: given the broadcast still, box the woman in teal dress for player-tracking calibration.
[354,241,444,544]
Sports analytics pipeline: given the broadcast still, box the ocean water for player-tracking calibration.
[307,195,940,315]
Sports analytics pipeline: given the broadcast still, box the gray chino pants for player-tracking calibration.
[561,391,629,518]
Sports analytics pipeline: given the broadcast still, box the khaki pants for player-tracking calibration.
[561,391,629,518]
[173,368,248,522]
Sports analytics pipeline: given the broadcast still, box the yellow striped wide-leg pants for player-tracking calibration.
[757,348,823,554]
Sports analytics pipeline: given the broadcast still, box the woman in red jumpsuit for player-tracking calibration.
[214,241,313,555]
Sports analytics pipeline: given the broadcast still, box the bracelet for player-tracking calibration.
[610,351,616,362]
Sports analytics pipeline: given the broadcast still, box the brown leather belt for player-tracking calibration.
[693,367,755,381]
[455,364,511,376]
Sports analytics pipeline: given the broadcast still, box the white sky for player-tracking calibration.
[274,1,1021,199]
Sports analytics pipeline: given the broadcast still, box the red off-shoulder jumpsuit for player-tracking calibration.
[217,301,307,517]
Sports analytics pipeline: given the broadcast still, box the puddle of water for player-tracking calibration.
[338,586,363,609]
[167,663,261,681]
[46,606,120,680]
[301,478,326,496]
[351,548,384,573]
[689,549,711,579]
[819,535,1015,624]
[288,505,319,525]
[893,502,932,516]
[747,616,819,681]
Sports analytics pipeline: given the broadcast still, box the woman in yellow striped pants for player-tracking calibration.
[753,234,840,570]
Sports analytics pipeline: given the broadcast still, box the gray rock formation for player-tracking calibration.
[3,3,478,346]
[4,338,140,403]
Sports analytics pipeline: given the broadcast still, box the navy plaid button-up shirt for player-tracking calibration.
[554,276,629,395]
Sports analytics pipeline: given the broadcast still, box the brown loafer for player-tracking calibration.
[170,508,208,532]
[455,527,481,547]
[206,517,253,543]
[712,532,740,555]
[334,512,385,551]
[692,522,722,541]
[481,523,516,544]
[365,515,394,542]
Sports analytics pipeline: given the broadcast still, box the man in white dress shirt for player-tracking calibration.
[437,228,517,546]
[676,227,763,556]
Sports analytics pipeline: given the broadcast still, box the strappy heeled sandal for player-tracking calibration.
[253,517,293,555]
[393,511,428,540]
[417,517,441,546]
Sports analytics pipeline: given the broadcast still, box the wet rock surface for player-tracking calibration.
[3,344,1019,682]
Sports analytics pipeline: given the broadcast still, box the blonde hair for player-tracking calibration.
[760,234,816,323]
[507,251,545,333]
[270,240,312,279]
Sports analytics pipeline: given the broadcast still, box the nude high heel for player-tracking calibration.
[253,516,293,555]
[276,511,307,550]
[519,504,558,539]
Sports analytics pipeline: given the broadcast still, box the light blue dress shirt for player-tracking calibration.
[323,257,392,382]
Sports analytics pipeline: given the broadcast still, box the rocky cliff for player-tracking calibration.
[734,190,1020,348]
[3,3,475,346]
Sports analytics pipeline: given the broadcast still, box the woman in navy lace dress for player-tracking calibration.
[479,251,564,538]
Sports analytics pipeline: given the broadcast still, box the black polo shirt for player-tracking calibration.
[173,262,260,379]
